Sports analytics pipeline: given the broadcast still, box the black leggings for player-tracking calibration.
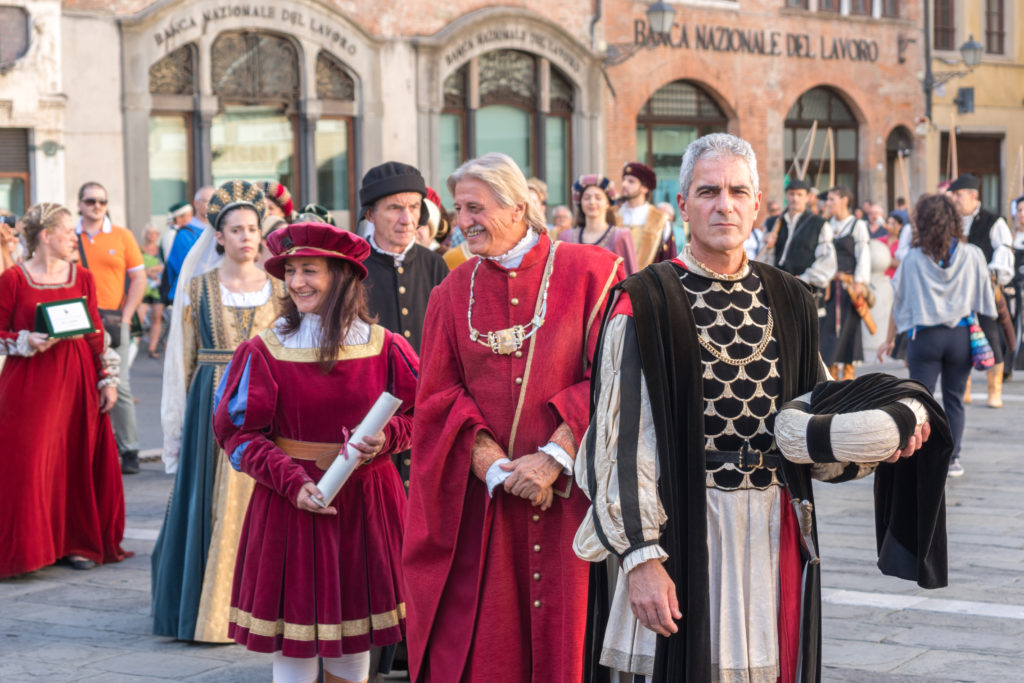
[906,325,971,462]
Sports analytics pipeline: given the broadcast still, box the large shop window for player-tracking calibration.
[635,80,727,205]
[315,51,356,226]
[784,87,859,198]
[440,50,574,209]
[145,32,357,225]
[0,128,30,216]
[211,106,296,190]
[148,115,192,225]
[211,32,298,191]
[148,44,197,226]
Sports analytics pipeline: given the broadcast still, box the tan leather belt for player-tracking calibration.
[274,436,344,471]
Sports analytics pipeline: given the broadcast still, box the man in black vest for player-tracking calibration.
[949,173,1014,407]
[360,162,449,488]
[762,178,836,313]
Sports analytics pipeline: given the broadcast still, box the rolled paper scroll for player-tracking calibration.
[313,391,404,507]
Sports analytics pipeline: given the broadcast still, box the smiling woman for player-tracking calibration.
[212,220,418,683]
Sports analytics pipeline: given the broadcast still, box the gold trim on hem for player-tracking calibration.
[259,324,385,362]
[229,603,406,641]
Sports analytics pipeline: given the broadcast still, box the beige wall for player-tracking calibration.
[62,13,127,227]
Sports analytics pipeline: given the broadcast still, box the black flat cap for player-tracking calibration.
[948,173,980,192]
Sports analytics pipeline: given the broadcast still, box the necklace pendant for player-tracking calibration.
[487,325,525,354]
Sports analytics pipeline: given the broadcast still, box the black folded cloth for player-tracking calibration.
[805,372,953,589]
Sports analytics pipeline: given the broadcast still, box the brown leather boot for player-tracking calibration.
[829,364,839,380]
[987,363,1004,408]
[842,364,856,381]
[963,375,972,404]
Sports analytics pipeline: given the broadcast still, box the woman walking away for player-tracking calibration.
[214,221,418,683]
[880,193,996,477]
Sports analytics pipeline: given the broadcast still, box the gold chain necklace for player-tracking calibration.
[683,246,748,282]
[696,310,774,366]
[467,241,558,355]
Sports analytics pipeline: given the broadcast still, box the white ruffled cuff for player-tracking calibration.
[99,345,120,386]
[622,544,669,574]
[539,441,574,476]
[4,330,37,357]
[485,458,513,496]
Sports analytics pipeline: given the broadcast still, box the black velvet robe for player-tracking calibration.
[364,244,449,353]
[583,260,950,683]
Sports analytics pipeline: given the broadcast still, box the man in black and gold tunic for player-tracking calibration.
[577,134,941,683]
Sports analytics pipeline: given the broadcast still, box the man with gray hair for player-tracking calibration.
[404,152,625,682]
[576,133,932,681]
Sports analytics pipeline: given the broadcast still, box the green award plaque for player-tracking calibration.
[34,298,97,338]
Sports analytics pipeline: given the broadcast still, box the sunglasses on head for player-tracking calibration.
[83,198,108,206]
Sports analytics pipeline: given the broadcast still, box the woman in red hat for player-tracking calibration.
[213,221,419,683]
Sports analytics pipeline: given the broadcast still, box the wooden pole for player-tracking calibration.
[815,128,835,190]
[897,152,911,208]
[1017,145,1023,196]
[827,127,836,189]
[799,121,818,181]
[949,112,959,180]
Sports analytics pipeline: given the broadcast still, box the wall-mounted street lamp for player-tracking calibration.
[925,35,983,91]
[921,21,984,120]
[601,1,678,66]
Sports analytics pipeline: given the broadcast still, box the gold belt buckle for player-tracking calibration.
[739,444,763,469]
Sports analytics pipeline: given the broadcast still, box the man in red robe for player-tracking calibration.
[403,153,625,682]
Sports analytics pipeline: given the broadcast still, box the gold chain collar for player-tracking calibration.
[682,245,749,282]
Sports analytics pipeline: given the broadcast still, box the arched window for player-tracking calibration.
[314,51,357,226]
[148,45,197,225]
[784,87,859,195]
[210,31,300,194]
[635,80,727,205]
[885,126,913,211]
[440,50,575,209]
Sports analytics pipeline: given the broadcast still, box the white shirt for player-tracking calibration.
[273,314,371,349]
[777,211,837,289]
[963,207,1014,286]
[829,215,872,284]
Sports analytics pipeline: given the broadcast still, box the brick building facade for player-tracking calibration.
[0,0,932,232]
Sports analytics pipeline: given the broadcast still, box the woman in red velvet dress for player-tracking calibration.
[0,203,126,578]
[213,221,418,683]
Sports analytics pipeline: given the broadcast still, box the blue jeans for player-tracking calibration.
[906,325,971,462]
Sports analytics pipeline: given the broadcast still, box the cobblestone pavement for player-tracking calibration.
[1,353,1022,681]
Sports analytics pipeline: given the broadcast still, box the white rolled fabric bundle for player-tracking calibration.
[775,391,929,464]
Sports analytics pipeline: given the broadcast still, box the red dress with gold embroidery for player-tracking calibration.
[0,264,126,578]
[213,322,418,658]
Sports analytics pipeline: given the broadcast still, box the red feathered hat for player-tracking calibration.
[263,222,369,281]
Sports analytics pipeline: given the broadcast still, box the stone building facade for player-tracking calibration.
[0,0,932,233]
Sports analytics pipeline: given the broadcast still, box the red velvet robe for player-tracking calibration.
[213,323,419,658]
[0,264,126,578]
[403,234,624,682]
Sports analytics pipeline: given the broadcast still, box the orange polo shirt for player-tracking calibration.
[78,222,144,310]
